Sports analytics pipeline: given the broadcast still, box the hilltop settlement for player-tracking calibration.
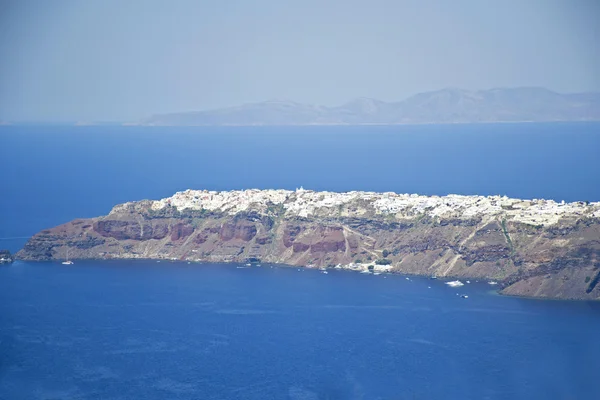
[17,188,600,300]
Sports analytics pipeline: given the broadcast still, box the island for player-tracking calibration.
[17,189,600,300]
[140,87,600,126]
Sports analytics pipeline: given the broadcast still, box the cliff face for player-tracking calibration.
[16,189,600,300]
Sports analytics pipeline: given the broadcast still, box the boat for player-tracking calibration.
[466,280,471,284]
[245,263,251,267]
[488,281,498,285]
[445,280,464,287]
[373,272,381,275]
[321,271,328,274]
[460,294,469,299]
[430,275,438,279]
[61,249,74,265]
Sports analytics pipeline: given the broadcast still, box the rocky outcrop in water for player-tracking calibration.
[0,250,14,264]
[16,189,600,300]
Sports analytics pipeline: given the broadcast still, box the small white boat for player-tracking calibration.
[446,280,464,287]
[466,280,471,284]
[488,281,498,285]
[460,294,469,299]
[405,277,410,281]
[373,272,381,275]
[321,271,328,274]
[360,270,371,274]
[245,263,251,267]
[61,249,74,265]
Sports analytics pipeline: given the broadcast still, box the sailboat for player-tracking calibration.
[62,248,74,265]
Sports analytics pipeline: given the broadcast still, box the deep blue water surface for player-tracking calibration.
[1,123,600,399]
[2,262,600,400]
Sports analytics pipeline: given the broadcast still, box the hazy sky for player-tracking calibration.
[0,0,598,122]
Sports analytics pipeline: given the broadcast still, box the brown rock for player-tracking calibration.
[219,221,257,242]
[170,223,194,241]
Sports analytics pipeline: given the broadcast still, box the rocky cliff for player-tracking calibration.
[16,189,600,300]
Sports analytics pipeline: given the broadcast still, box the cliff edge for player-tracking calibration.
[16,189,600,300]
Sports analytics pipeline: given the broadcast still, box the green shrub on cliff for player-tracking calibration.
[375,258,392,265]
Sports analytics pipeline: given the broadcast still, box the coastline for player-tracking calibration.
[14,256,597,302]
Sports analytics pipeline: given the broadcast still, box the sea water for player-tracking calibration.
[1,123,600,399]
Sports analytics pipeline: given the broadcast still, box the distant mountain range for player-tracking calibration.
[140,87,600,126]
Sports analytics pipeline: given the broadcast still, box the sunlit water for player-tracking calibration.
[1,261,599,400]
[1,123,600,399]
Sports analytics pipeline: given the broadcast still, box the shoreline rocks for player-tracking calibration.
[0,250,14,264]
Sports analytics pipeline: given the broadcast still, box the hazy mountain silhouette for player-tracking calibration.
[141,87,600,126]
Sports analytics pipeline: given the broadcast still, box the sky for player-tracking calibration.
[0,0,599,122]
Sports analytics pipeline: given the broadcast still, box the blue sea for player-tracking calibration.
[1,123,600,399]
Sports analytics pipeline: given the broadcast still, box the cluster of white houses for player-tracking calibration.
[124,188,600,227]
